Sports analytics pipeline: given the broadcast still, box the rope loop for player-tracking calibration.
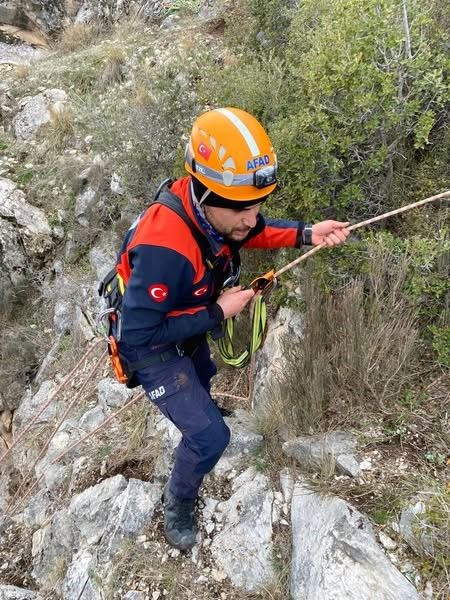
[216,294,267,368]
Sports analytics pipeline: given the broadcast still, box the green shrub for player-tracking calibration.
[215,0,448,221]
[429,326,450,368]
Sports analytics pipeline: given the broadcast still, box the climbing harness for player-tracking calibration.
[97,179,232,386]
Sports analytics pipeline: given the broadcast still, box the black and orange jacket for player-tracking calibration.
[116,176,305,348]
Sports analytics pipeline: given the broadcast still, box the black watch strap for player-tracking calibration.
[303,223,313,245]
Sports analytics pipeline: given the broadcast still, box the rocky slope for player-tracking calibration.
[0,2,446,599]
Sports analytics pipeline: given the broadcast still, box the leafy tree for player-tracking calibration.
[216,0,448,220]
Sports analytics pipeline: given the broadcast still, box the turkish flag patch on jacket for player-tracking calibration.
[148,283,169,302]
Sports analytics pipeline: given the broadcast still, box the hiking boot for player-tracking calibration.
[162,485,197,551]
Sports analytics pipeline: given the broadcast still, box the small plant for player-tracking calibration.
[99,45,126,87]
[41,105,75,151]
[429,325,450,368]
[58,23,101,53]
[165,0,201,16]
[14,166,33,187]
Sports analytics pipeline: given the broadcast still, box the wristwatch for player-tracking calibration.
[303,223,313,246]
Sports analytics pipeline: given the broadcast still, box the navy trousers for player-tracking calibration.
[119,339,230,499]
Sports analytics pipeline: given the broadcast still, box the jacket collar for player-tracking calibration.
[170,176,230,258]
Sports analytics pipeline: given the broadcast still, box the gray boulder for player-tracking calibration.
[53,300,74,334]
[74,186,98,227]
[0,42,47,66]
[290,483,420,600]
[0,586,42,600]
[13,89,68,141]
[22,488,52,529]
[32,509,75,586]
[0,177,52,258]
[253,307,303,408]
[97,478,162,561]
[32,475,161,589]
[61,549,102,600]
[78,406,106,432]
[12,380,57,432]
[210,467,274,592]
[282,431,361,477]
[214,412,263,477]
[69,474,128,546]
[97,378,132,411]
[398,500,434,555]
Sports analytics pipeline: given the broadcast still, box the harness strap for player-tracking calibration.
[121,347,182,372]
[154,188,218,270]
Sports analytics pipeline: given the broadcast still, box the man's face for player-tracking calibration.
[204,203,263,241]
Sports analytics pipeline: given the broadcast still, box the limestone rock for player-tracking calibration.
[282,431,361,477]
[32,475,161,588]
[34,339,61,384]
[398,500,434,555]
[22,488,52,529]
[12,380,57,432]
[97,478,162,561]
[0,42,47,66]
[110,172,124,195]
[210,467,274,592]
[61,549,102,600]
[13,89,68,141]
[214,414,263,477]
[78,405,106,432]
[75,186,98,226]
[97,377,132,411]
[280,467,294,504]
[69,474,129,546]
[74,306,96,342]
[0,218,27,287]
[89,238,118,283]
[0,586,42,600]
[290,483,420,600]
[253,307,303,408]
[53,300,74,334]
[32,509,75,586]
[0,177,52,257]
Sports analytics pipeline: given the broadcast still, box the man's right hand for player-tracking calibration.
[216,286,255,319]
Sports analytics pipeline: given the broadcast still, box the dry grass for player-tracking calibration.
[257,245,419,442]
[13,64,30,81]
[41,105,76,151]
[99,45,126,87]
[57,23,103,53]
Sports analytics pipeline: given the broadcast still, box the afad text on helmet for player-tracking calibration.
[247,155,271,170]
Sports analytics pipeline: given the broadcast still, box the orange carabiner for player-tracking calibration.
[248,269,276,295]
[108,336,128,384]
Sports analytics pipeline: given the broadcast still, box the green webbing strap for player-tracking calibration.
[216,295,267,368]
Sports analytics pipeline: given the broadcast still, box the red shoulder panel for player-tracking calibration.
[127,203,205,283]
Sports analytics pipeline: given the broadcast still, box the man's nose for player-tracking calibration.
[242,208,258,228]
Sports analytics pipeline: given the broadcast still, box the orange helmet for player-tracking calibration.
[184,107,277,202]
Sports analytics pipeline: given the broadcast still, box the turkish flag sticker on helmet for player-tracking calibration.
[198,143,212,161]
[148,283,169,302]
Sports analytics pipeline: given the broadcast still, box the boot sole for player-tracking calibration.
[163,530,196,551]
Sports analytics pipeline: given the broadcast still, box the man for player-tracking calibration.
[116,107,349,550]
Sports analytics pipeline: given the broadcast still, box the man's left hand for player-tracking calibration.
[312,220,350,247]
